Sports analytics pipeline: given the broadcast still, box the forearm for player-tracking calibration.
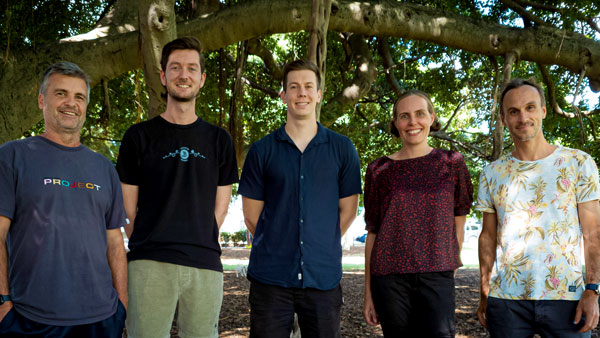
[242,197,264,237]
[120,183,138,239]
[583,228,600,284]
[339,194,359,235]
[0,217,10,296]
[364,232,376,295]
[107,231,128,308]
[215,185,233,229]
[455,215,466,253]
[478,233,496,297]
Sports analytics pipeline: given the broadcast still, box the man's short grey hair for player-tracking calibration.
[499,78,546,115]
[39,62,91,102]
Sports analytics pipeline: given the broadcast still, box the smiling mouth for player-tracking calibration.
[406,129,421,135]
[176,84,191,88]
[60,110,78,117]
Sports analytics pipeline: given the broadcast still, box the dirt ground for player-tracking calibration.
[166,247,600,338]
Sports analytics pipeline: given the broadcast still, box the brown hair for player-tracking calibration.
[389,90,441,137]
[161,37,205,74]
[282,60,321,92]
[499,78,545,115]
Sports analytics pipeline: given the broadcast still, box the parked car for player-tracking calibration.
[464,218,482,243]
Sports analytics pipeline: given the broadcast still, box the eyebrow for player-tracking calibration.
[288,81,315,86]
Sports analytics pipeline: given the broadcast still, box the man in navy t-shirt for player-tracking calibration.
[239,60,362,337]
[0,62,128,337]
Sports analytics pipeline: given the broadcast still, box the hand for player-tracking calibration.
[573,291,599,332]
[363,292,379,326]
[0,301,12,322]
[477,296,488,328]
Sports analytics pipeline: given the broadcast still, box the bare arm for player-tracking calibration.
[120,183,139,238]
[455,215,467,257]
[106,228,128,309]
[215,185,233,229]
[477,211,497,328]
[242,196,264,236]
[363,232,379,326]
[339,194,359,235]
[574,200,600,332]
[0,216,12,320]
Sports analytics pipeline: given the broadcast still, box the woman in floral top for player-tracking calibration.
[362,90,473,337]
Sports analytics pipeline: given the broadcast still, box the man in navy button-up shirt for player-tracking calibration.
[239,60,361,337]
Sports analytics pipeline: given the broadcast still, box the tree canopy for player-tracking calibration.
[2,0,599,199]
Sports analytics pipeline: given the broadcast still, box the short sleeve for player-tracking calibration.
[338,138,362,198]
[575,154,600,203]
[363,161,380,233]
[116,127,141,185]
[238,143,265,201]
[0,144,15,219]
[453,153,473,216]
[105,165,127,230]
[475,168,496,213]
[217,129,239,186]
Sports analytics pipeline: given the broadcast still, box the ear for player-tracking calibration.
[160,70,166,87]
[500,112,507,127]
[316,89,322,103]
[38,93,44,110]
[541,105,547,119]
[199,72,207,89]
[430,111,436,125]
[280,90,287,104]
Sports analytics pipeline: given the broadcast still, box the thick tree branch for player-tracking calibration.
[322,34,376,126]
[499,0,547,27]
[492,52,517,160]
[247,38,283,82]
[377,38,403,97]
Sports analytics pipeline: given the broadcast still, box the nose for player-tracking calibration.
[297,87,307,97]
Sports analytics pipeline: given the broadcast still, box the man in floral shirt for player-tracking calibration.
[476,78,600,337]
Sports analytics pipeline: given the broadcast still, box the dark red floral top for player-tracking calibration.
[364,149,473,275]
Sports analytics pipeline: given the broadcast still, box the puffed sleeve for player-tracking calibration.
[364,160,381,233]
[453,152,473,216]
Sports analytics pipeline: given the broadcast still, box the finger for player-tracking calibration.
[572,307,582,325]
[477,310,487,328]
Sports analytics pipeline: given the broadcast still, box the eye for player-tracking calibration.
[398,113,408,120]
[76,95,86,101]
[417,111,425,117]
[189,67,197,72]
[170,65,180,71]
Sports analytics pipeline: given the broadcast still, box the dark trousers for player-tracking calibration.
[249,280,343,338]
[371,271,456,338]
[486,297,591,338]
[0,300,126,338]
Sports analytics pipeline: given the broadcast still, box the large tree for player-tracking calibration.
[2,0,599,170]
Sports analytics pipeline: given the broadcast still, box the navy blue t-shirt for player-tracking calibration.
[0,136,126,325]
[239,123,362,290]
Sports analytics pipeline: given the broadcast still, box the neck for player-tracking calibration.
[41,131,81,147]
[284,118,318,153]
[512,137,555,161]
[391,142,432,160]
[161,99,198,125]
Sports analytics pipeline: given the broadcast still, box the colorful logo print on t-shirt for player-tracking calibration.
[44,178,101,191]
[162,147,206,162]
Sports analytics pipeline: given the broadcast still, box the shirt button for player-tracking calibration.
[300,175,304,179]
[300,219,304,223]
[300,241,304,245]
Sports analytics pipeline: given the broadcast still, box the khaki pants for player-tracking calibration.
[126,260,223,338]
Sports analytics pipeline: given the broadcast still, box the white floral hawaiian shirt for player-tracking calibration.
[476,146,600,300]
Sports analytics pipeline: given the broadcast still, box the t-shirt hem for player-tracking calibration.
[13,302,116,326]
[128,255,223,273]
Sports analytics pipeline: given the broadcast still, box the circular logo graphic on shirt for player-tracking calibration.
[180,147,190,162]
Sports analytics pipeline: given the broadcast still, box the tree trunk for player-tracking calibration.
[228,41,248,166]
[308,0,332,121]
[139,0,177,118]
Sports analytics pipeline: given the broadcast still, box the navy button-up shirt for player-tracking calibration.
[239,123,362,290]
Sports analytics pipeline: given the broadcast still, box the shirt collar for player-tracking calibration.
[275,122,329,147]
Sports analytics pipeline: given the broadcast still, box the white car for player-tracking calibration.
[464,218,482,243]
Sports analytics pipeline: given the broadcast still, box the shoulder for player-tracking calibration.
[82,146,115,166]
[323,127,354,146]
[432,148,465,164]
[556,146,595,164]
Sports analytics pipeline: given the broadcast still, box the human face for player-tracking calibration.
[161,49,206,102]
[501,85,547,143]
[280,69,322,121]
[38,74,88,136]
[393,95,435,146]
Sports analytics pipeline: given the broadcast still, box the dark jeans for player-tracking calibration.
[0,300,126,338]
[486,297,591,338]
[371,271,456,338]
[249,280,343,338]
